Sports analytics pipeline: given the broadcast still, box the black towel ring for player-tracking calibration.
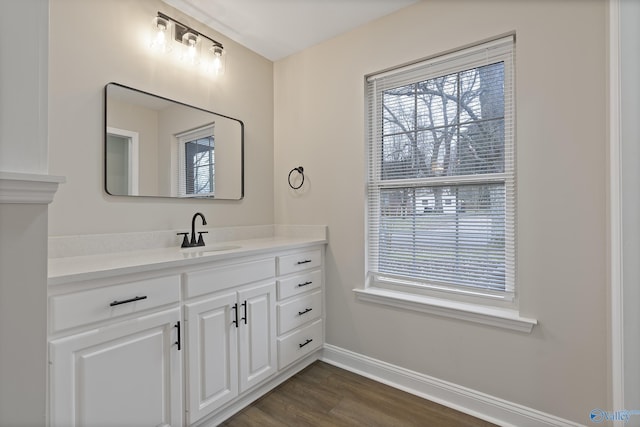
[288,166,304,190]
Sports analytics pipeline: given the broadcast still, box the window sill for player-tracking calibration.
[353,287,537,333]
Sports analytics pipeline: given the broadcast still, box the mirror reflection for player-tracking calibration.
[105,83,243,199]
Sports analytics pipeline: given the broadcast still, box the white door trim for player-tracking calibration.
[608,0,624,416]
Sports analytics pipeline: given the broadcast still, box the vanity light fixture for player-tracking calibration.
[152,12,226,76]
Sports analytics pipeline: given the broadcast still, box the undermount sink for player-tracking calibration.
[201,245,242,252]
[181,244,242,254]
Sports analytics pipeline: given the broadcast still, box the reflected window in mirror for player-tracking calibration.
[177,125,215,197]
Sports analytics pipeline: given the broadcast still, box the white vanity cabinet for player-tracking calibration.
[183,258,277,424]
[48,274,183,427]
[47,238,326,427]
[275,248,324,369]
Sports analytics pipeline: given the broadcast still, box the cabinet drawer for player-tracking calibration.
[50,275,180,332]
[277,291,322,335]
[185,258,275,299]
[277,319,323,369]
[277,249,322,276]
[277,269,321,300]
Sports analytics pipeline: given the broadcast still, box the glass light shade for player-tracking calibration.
[208,45,226,76]
[181,32,200,65]
[150,17,171,53]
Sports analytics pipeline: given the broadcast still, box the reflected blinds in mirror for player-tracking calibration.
[177,124,215,197]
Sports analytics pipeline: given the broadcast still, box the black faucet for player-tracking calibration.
[177,212,208,248]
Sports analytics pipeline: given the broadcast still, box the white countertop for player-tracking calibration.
[48,235,326,286]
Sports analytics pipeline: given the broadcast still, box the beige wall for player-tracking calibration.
[274,0,607,423]
[48,0,274,236]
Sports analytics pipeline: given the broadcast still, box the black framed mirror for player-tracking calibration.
[105,83,243,199]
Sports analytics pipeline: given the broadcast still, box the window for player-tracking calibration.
[177,124,215,197]
[366,36,515,303]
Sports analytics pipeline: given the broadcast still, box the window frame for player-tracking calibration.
[364,36,520,313]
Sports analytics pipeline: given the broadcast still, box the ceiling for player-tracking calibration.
[162,0,420,61]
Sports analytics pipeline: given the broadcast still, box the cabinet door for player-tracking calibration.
[185,291,238,424]
[49,308,182,427]
[237,282,277,392]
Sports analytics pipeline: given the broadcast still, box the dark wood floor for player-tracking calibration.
[221,361,497,427]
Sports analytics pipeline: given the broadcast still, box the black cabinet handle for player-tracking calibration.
[232,303,238,328]
[109,295,147,307]
[296,260,312,265]
[298,308,312,316]
[232,302,247,327]
[241,301,248,325]
[297,281,313,288]
[299,338,313,348]
[175,321,181,351]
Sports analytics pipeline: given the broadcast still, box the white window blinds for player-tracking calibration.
[366,36,515,299]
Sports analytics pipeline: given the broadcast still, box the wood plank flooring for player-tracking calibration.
[221,361,497,427]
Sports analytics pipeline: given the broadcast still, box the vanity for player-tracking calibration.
[47,228,326,426]
[44,82,325,425]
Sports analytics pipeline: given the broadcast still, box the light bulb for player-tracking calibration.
[212,52,222,73]
[209,45,225,76]
[187,39,197,63]
[150,17,171,53]
[181,32,200,65]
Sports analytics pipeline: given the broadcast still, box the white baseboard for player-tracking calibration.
[321,344,585,427]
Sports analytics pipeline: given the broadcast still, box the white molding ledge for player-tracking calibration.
[354,287,537,333]
[322,344,585,427]
[0,172,65,204]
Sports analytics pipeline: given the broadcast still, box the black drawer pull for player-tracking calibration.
[299,338,313,348]
[297,281,313,288]
[109,295,147,307]
[241,300,248,325]
[232,303,239,328]
[175,322,181,351]
[298,308,313,316]
[296,259,312,265]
